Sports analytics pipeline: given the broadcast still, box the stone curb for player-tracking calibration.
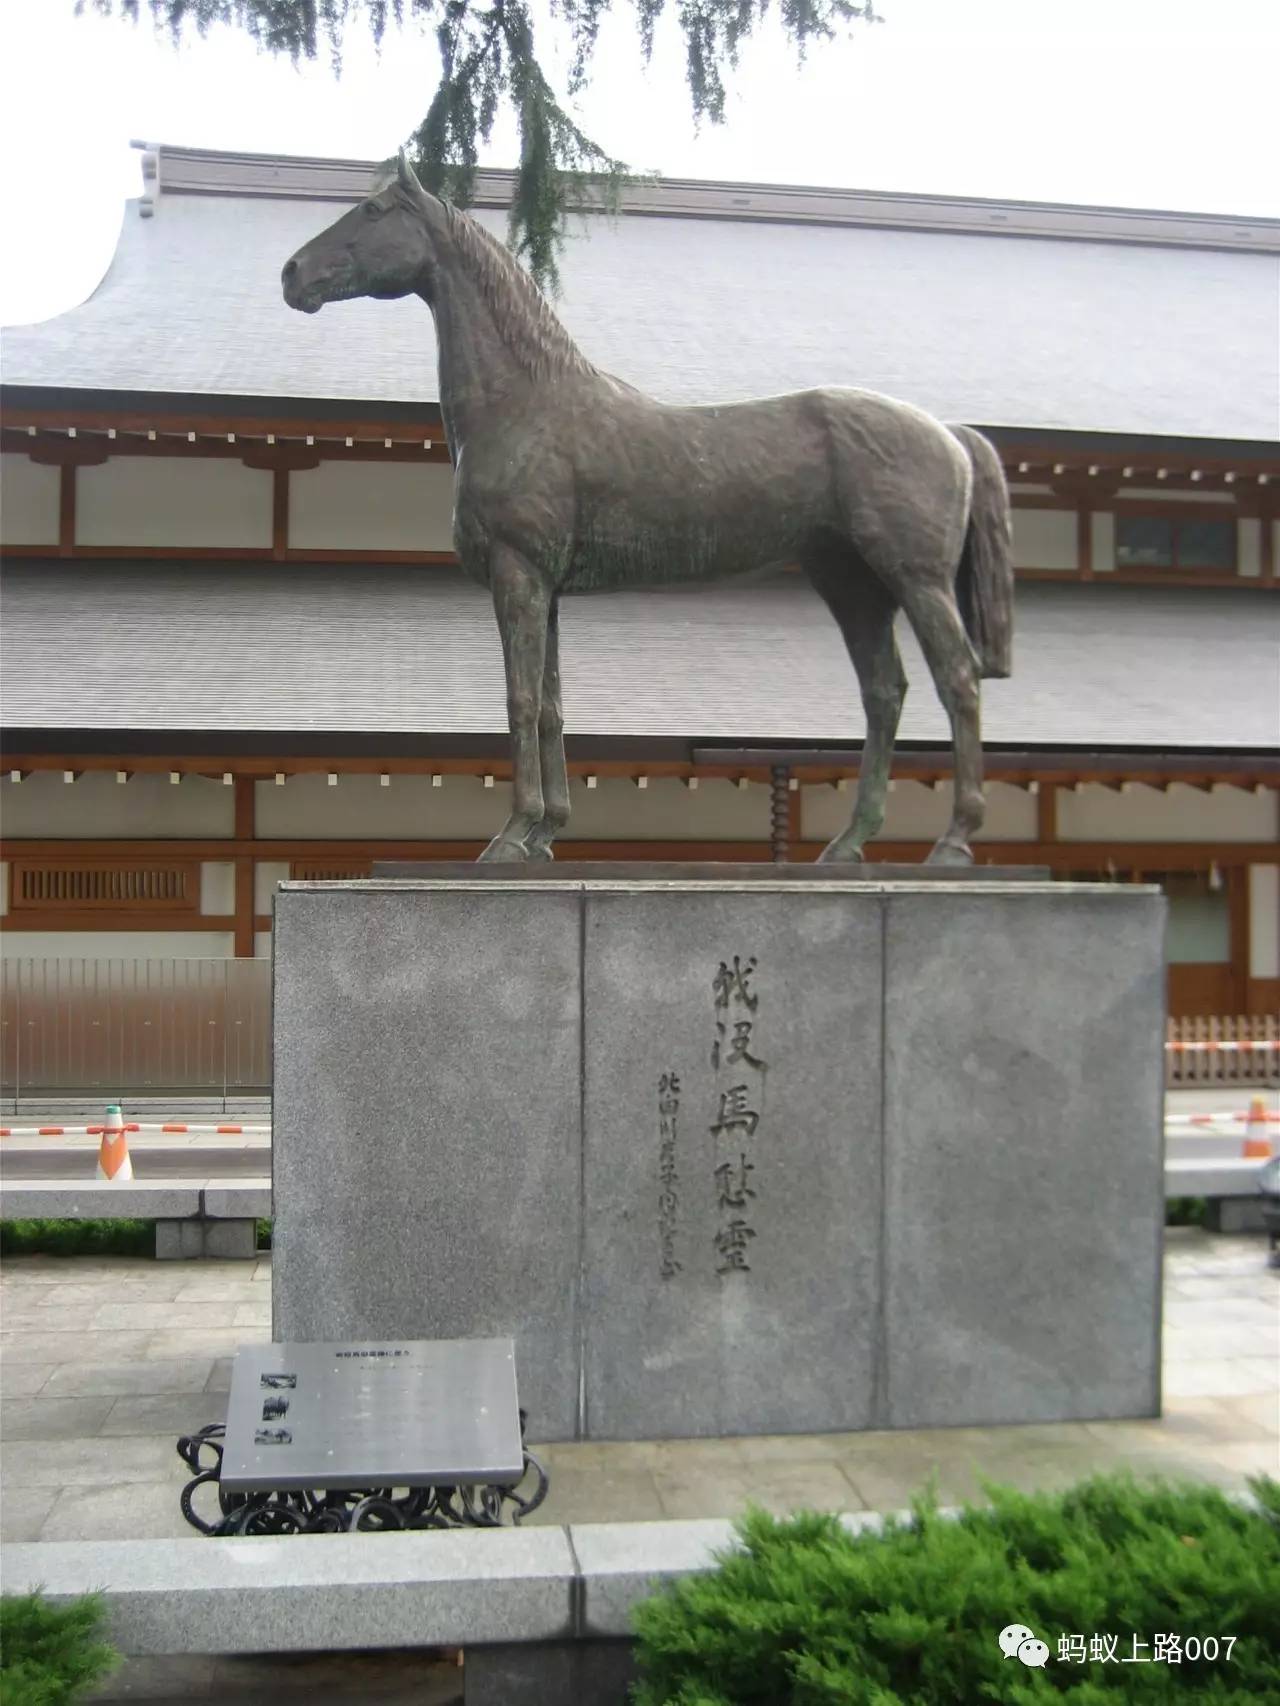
[0,1511,932,1655]
[0,1527,577,1652]
[1164,1158,1267,1198]
[0,1181,272,1221]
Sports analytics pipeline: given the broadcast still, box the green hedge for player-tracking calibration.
[0,1592,119,1706]
[0,1219,273,1256]
[631,1475,1280,1703]
[0,1219,154,1258]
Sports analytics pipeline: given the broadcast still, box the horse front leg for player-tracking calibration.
[523,599,570,860]
[478,546,550,863]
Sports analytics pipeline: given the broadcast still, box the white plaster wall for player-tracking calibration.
[254,773,771,840]
[1249,864,1279,978]
[1056,783,1277,843]
[289,462,454,552]
[0,932,235,959]
[1011,508,1076,571]
[1,772,235,837]
[1091,511,1116,573]
[255,930,273,959]
[1238,517,1262,578]
[802,780,1037,843]
[200,862,235,915]
[254,860,291,913]
[255,774,497,838]
[0,454,60,545]
[76,458,273,548]
[564,777,769,838]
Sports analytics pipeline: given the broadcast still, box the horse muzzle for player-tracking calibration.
[281,257,324,314]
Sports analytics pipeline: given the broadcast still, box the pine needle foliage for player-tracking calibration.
[0,1592,120,1706]
[630,1475,1280,1704]
[80,0,881,289]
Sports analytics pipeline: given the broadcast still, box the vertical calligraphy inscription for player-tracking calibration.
[657,1071,682,1278]
[710,954,765,1274]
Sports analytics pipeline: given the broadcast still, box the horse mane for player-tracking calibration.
[440,201,601,384]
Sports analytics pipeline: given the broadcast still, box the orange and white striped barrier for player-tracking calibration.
[0,1122,269,1137]
[96,1104,133,1182]
[1165,1039,1279,1052]
[1241,1096,1275,1160]
[1165,1109,1280,1126]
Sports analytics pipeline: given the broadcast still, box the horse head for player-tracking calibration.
[282,151,445,314]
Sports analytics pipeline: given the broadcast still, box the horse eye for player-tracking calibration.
[364,202,380,219]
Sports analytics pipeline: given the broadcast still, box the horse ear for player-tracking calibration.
[398,149,426,197]
[368,159,398,195]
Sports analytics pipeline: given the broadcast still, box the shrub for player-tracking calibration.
[0,1592,119,1706]
[630,1474,1280,1703]
[1165,1197,1209,1228]
[0,1217,274,1255]
[0,1219,153,1258]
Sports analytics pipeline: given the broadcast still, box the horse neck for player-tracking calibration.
[425,209,597,447]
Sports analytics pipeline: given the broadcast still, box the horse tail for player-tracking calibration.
[952,424,1014,680]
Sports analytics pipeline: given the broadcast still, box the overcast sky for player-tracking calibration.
[0,0,1276,327]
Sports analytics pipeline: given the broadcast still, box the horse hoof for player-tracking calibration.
[816,841,865,865]
[925,841,973,867]
[477,838,531,863]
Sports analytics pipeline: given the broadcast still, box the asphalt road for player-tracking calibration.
[0,1149,269,1180]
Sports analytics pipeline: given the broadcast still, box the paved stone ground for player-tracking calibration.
[2,1227,1275,1544]
[1,1229,1276,1699]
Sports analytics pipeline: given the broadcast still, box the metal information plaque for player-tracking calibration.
[219,1338,525,1494]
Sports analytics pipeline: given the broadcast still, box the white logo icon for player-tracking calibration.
[998,1624,1051,1668]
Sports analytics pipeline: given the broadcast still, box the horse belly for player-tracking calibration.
[567,450,830,591]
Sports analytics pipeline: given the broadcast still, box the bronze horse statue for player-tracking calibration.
[283,153,1013,865]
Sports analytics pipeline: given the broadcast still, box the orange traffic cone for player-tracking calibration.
[97,1104,133,1181]
[1242,1095,1274,1160]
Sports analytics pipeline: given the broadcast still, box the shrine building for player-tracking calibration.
[1,143,1277,1027]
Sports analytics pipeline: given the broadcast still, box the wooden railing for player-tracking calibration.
[1166,1014,1280,1086]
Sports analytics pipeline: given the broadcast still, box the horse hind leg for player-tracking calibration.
[807,558,906,862]
[894,578,984,864]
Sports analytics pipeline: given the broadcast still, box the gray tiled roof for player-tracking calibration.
[2,562,1275,751]
[2,151,1278,439]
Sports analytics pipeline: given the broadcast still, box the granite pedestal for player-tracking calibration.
[272,872,1164,1442]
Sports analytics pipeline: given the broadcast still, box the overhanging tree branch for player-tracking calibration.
[82,0,883,288]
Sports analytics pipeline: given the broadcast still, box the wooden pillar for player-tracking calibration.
[58,464,76,556]
[1036,782,1058,844]
[1227,864,1250,1015]
[234,777,255,958]
[272,468,288,560]
[1076,507,1093,580]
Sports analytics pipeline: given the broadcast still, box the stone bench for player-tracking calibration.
[0,1178,271,1259]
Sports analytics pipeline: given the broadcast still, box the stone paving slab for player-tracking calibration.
[0,1230,1275,1544]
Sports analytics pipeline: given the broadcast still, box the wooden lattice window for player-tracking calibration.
[289,858,373,881]
[11,859,194,910]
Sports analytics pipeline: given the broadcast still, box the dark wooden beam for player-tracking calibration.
[58,464,76,556]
